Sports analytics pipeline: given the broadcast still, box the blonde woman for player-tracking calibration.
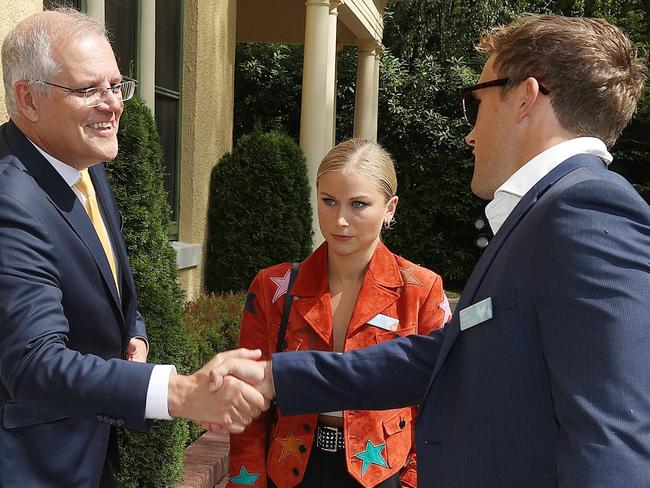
[227,139,451,488]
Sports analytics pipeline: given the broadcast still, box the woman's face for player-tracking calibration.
[317,168,397,259]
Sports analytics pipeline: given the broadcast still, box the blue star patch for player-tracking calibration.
[244,292,257,315]
[229,466,260,485]
[354,440,389,476]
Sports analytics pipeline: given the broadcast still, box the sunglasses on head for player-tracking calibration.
[461,78,549,127]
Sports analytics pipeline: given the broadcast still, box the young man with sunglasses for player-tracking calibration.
[211,13,650,488]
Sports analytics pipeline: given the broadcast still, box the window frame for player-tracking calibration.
[153,0,184,239]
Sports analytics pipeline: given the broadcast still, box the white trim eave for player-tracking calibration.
[338,0,383,43]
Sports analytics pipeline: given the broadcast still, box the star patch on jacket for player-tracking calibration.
[229,466,260,485]
[439,295,453,322]
[244,292,257,315]
[399,267,423,286]
[270,268,291,303]
[275,431,305,461]
[354,440,389,476]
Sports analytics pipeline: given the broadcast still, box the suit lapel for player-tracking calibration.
[4,122,124,320]
[89,164,127,295]
[423,155,604,394]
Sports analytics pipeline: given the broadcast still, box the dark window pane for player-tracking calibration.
[155,93,179,221]
[105,0,138,77]
[43,0,81,10]
[155,1,180,91]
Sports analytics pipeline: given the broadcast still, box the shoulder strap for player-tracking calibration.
[276,262,300,352]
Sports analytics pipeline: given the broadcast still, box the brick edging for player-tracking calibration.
[174,431,230,488]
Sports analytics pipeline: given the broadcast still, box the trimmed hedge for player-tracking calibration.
[105,97,190,488]
[205,129,313,293]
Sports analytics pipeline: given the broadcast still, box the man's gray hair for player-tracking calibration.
[1,8,107,116]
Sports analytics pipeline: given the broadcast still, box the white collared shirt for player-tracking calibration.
[28,139,175,420]
[485,137,612,234]
[30,142,86,202]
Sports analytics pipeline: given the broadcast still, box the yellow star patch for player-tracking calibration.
[400,267,423,286]
[275,431,305,462]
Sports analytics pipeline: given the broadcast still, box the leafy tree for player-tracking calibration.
[378,53,484,286]
[234,43,304,142]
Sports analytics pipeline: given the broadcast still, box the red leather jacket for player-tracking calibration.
[227,242,451,488]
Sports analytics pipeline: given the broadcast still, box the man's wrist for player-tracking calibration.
[266,359,276,398]
[168,373,200,419]
[168,373,186,418]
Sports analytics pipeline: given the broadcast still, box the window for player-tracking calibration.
[43,0,82,10]
[155,1,183,235]
[105,0,138,78]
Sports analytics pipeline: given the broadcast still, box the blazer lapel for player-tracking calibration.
[345,242,401,338]
[290,242,403,346]
[4,122,124,320]
[423,155,603,396]
[291,244,334,346]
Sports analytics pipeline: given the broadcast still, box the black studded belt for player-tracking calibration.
[315,424,345,452]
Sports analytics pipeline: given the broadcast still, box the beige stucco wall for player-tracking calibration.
[177,0,237,300]
[0,1,43,122]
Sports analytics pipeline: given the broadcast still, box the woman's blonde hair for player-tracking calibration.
[316,139,397,202]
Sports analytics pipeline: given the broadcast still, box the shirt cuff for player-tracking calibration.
[145,364,177,420]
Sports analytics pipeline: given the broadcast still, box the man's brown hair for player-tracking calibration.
[478,14,647,146]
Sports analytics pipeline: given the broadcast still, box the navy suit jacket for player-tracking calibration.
[273,154,650,487]
[0,121,154,487]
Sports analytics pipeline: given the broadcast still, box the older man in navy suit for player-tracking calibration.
[212,14,650,488]
[0,9,267,488]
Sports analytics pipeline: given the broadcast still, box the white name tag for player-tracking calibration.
[367,313,399,331]
[459,297,493,331]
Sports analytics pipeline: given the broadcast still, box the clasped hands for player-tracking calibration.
[167,348,274,433]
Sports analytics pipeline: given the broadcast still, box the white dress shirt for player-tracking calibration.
[485,137,612,235]
[29,140,175,420]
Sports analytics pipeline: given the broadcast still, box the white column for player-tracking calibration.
[86,0,105,26]
[370,45,382,141]
[353,42,377,141]
[300,0,334,246]
[138,0,156,113]
[324,1,341,148]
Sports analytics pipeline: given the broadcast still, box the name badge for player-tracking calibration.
[367,313,399,332]
[459,297,493,331]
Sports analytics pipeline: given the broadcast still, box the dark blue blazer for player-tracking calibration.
[0,121,154,487]
[273,154,650,487]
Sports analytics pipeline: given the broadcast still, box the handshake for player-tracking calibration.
[167,349,274,433]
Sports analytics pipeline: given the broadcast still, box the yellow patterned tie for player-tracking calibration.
[76,169,119,292]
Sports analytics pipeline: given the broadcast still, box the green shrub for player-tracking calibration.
[181,291,247,442]
[205,129,313,293]
[182,292,246,370]
[105,96,190,488]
